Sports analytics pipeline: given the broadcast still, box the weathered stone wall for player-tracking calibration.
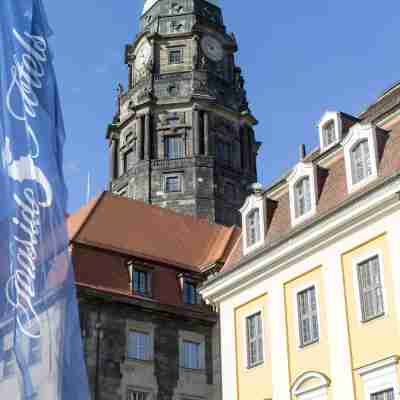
[79,295,219,400]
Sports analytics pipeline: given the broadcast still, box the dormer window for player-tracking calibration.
[129,263,152,297]
[343,123,379,192]
[294,177,311,218]
[322,120,336,148]
[240,185,266,255]
[318,111,342,151]
[350,139,372,185]
[288,162,318,226]
[246,209,261,247]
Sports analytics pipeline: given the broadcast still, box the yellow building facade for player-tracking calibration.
[201,83,400,400]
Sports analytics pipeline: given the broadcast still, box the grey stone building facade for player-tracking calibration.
[69,193,241,400]
[107,0,260,226]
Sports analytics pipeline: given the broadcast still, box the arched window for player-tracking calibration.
[294,177,311,218]
[246,208,261,247]
[351,139,372,185]
[322,120,336,148]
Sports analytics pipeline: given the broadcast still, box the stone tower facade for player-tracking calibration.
[107,0,260,226]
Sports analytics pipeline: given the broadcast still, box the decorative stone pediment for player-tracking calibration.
[291,371,331,399]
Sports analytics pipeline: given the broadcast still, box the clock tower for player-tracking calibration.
[107,0,260,226]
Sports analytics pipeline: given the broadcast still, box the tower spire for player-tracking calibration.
[109,0,259,227]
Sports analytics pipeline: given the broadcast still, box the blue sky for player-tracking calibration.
[42,0,400,212]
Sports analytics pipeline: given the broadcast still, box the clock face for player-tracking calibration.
[135,42,151,71]
[201,35,224,62]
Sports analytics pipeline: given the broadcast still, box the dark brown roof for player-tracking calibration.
[68,192,240,272]
[222,95,400,273]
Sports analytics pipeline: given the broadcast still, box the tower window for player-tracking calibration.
[165,175,182,193]
[168,48,183,64]
[216,140,231,164]
[165,135,184,159]
[322,120,336,148]
[124,147,136,172]
[351,139,372,185]
[246,208,261,247]
[294,177,311,218]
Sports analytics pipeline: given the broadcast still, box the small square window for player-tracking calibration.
[181,340,201,369]
[165,175,182,193]
[127,330,151,361]
[169,48,183,65]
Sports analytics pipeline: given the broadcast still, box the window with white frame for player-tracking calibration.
[246,208,261,247]
[322,120,337,148]
[371,389,395,400]
[181,340,201,369]
[297,286,319,347]
[351,139,373,185]
[343,123,379,192]
[127,390,149,400]
[294,177,312,218]
[357,255,384,322]
[168,48,184,65]
[246,312,263,368]
[127,330,151,361]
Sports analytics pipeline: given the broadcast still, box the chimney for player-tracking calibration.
[299,144,306,161]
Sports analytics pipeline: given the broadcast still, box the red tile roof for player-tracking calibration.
[68,192,240,273]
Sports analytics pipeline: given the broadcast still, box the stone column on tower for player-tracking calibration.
[144,112,151,160]
[193,105,201,156]
[137,116,144,160]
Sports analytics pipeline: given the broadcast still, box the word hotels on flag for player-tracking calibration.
[0,0,90,399]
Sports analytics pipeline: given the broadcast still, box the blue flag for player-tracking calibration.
[0,0,90,399]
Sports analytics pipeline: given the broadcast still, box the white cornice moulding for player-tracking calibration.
[199,175,400,304]
[356,356,400,376]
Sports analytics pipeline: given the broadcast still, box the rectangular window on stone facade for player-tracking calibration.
[127,390,149,400]
[124,148,136,172]
[357,255,384,322]
[297,286,319,347]
[165,175,182,193]
[168,48,183,65]
[127,331,151,361]
[181,340,201,369]
[371,389,395,400]
[246,312,263,368]
[165,135,184,159]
